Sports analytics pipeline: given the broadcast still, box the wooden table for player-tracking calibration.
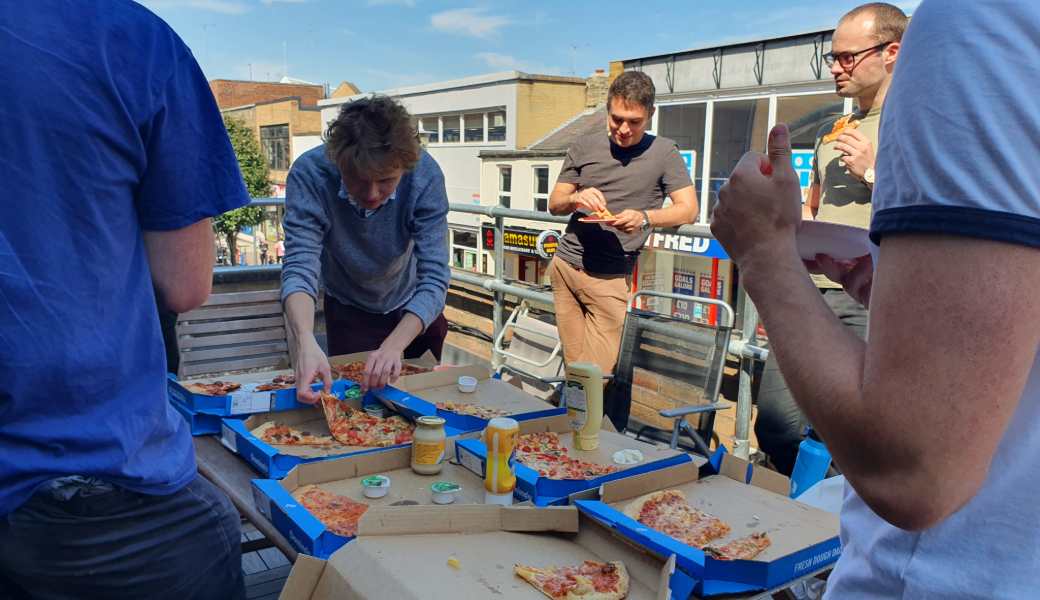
[194,436,298,563]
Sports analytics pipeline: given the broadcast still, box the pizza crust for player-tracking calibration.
[514,561,628,600]
[622,489,684,521]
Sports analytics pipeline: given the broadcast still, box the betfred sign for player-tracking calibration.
[644,232,729,260]
[482,224,559,259]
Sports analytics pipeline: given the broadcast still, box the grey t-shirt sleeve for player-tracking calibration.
[556,142,582,185]
[280,158,329,303]
[660,142,694,195]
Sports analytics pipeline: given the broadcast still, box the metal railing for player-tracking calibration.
[238,198,766,458]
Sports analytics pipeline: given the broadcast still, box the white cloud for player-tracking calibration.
[431,7,510,39]
[139,0,250,14]
[475,52,560,75]
[368,0,416,6]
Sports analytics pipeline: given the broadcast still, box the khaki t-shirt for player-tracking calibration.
[554,132,693,275]
[810,106,881,288]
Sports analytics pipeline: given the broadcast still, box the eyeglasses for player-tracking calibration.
[823,41,891,69]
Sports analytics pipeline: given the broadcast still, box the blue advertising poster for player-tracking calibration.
[679,150,696,179]
[792,150,814,195]
[672,270,696,322]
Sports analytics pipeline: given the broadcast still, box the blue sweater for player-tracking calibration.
[281,146,450,328]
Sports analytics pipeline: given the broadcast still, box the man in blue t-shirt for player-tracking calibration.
[712,0,1040,596]
[0,2,252,598]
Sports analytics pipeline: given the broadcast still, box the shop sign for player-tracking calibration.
[482,224,560,259]
[671,270,696,322]
[644,232,729,260]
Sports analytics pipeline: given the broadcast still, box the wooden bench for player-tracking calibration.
[176,289,290,378]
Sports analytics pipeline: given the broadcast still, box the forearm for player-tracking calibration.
[646,200,697,228]
[548,190,577,216]
[383,312,424,353]
[284,292,317,346]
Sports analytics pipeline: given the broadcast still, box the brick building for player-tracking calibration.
[209,79,325,110]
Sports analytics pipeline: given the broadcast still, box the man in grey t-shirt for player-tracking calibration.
[548,71,696,429]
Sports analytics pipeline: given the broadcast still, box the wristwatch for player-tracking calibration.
[640,210,652,232]
[863,167,875,186]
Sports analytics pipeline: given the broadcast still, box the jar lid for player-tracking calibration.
[417,415,446,426]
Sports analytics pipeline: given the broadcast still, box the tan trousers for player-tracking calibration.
[548,257,631,376]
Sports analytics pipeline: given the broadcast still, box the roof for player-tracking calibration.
[319,71,586,107]
[209,78,324,88]
[616,27,834,64]
[479,107,606,160]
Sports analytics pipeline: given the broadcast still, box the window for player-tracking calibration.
[464,113,485,143]
[707,98,769,216]
[453,230,477,249]
[442,115,461,143]
[419,117,439,144]
[658,103,707,201]
[498,166,512,208]
[488,110,506,142]
[776,94,844,202]
[533,166,549,212]
[260,124,290,171]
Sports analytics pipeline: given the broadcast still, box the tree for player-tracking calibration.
[214,116,271,263]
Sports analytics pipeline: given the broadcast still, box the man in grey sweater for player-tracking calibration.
[281,96,450,398]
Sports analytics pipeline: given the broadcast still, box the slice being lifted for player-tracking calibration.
[320,393,414,447]
[821,114,860,144]
[514,560,629,600]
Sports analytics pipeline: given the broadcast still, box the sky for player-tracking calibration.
[137,0,921,92]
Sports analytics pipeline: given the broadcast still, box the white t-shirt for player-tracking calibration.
[825,1,1040,598]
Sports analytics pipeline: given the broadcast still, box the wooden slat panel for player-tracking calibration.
[203,290,280,307]
[181,355,287,377]
[181,303,282,322]
[182,341,287,363]
[180,328,286,350]
[177,316,284,335]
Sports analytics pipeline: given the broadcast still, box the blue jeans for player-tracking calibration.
[0,474,244,600]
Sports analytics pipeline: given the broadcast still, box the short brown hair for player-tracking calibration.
[607,71,655,113]
[324,95,421,177]
[840,2,908,43]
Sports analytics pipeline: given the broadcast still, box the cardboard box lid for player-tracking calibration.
[389,365,559,417]
[280,508,676,600]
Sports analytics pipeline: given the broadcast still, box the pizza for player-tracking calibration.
[254,374,302,392]
[622,489,731,549]
[330,360,431,384]
[579,209,617,222]
[821,114,860,144]
[704,532,772,561]
[252,422,337,447]
[183,380,241,396]
[295,484,369,538]
[320,393,414,447]
[435,401,507,420]
[514,560,629,600]
[514,432,620,480]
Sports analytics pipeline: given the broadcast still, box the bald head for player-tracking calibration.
[839,2,909,44]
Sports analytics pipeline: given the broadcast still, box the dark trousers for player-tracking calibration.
[754,289,868,476]
[324,296,449,361]
[0,475,244,600]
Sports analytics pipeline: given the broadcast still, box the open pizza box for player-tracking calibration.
[278,505,697,600]
[168,370,352,417]
[371,364,566,433]
[220,389,467,478]
[454,414,697,506]
[253,441,487,558]
[327,350,474,387]
[574,455,841,597]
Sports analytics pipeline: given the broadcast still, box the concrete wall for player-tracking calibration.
[210,80,325,109]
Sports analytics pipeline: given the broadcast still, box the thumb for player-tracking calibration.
[767,124,792,171]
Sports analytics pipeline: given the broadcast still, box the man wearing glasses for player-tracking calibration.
[755,2,907,475]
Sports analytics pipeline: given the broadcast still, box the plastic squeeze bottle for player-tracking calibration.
[565,362,604,451]
[789,427,832,498]
[483,417,519,505]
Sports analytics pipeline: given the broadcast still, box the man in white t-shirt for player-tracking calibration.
[711,0,1040,596]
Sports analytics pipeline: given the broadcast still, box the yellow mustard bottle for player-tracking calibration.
[565,362,604,451]
[483,417,518,505]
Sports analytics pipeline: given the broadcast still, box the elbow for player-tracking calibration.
[160,279,212,314]
[854,470,984,532]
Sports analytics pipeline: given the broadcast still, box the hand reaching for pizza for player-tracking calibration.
[610,209,646,233]
[804,252,874,308]
[833,128,875,181]
[571,187,608,215]
[294,336,332,404]
[362,345,402,392]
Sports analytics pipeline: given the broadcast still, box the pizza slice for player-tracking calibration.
[704,532,772,561]
[435,401,508,420]
[320,393,414,447]
[331,361,431,384]
[514,560,629,600]
[514,432,621,480]
[295,484,369,537]
[821,114,860,143]
[252,422,337,447]
[623,489,731,548]
[184,380,241,396]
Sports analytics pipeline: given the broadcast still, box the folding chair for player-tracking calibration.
[493,301,566,403]
[606,290,735,458]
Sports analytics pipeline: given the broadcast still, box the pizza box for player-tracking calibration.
[371,365,566,433]
[454,414,696,507]
[170,396,246,436]
[276,505,697,600]
[167,371,352,417]
[574,454,841,597]
[252,441,489,558]
[327,350,462,387]
[220,390,468,478]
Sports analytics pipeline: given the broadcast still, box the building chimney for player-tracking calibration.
[585,68,609,108]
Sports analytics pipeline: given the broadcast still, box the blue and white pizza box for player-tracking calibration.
[167,371,351,417]
[573,455,842,597]
[453,414,695,507]
[170,397,246,436]
[276,505,693,600]
[220,392,467,478]
[370,365,565,434]
[251,440,485,558]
